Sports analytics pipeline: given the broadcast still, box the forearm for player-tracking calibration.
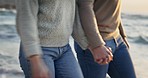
[77,0,105,48]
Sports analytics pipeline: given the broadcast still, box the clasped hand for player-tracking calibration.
[89,45,113,65]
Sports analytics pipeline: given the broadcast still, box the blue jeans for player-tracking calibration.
[19,44,84,78]
[74,36,136,78]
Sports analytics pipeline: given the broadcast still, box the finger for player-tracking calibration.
[106,50,113,58]
[106,47,112,53]
[101,57,109,65]
[105,50,113,61]
[107,53,113,62]
[106,54,113,61]
[107,47,112,51]
[106,55,111,63]
[96,59,103,64]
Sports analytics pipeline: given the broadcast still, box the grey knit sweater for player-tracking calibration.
[16,0,88,57]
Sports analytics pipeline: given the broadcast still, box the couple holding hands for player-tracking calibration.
[16,0,136,78]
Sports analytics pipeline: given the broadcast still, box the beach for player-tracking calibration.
[0,0,15,9]
[0,9,148,78]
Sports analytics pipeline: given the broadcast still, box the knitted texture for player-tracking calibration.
[16,0,75,57]
[38,0,75,46]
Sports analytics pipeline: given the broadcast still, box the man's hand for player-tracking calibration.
[29,55,51,78]
[89,45,113,65]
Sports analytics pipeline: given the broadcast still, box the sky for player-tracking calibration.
[122,0,148,15]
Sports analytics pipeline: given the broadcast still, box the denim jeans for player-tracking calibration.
[74,36,136,78]
[19,44,84,78]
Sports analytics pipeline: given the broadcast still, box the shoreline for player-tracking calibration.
[0,0,16,9]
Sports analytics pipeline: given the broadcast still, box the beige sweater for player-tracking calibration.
[77,0,126,48]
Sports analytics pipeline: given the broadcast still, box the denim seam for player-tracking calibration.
[109,61,121,78]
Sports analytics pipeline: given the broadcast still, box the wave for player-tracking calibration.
[0,24,19,42]
[128,36,148,45]
[0,10,16,25]
[0,52,18,65]
[0,51,23,76]
[0,9,16,16]
[122,13,148,20]
[0,68,23,76]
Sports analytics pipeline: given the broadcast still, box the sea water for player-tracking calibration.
[0,9,148,78]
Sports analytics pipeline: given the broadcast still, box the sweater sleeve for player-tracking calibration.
[77,0,105,48]
[16,0,42,58]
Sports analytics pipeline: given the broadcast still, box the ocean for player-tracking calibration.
[0,9,148,78]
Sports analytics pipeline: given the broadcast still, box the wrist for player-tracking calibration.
[28,55,42,63]
[89,45,105,52]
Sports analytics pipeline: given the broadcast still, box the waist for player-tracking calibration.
[101,28,120,40]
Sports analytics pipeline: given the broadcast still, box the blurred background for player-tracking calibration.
[0,0,148,78]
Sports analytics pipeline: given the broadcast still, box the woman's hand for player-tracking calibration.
[89,45,113,65]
